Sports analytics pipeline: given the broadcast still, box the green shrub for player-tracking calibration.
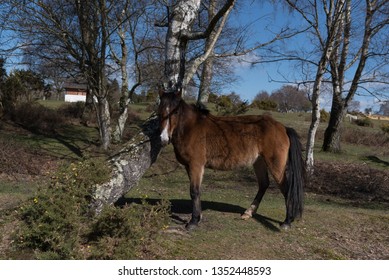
[15,158,171,260]
[354,118,373,127]
[251,99,278,111]
[16,159,110,259]
[214,95,249,116]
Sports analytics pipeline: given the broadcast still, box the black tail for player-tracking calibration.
[285,127,305,222]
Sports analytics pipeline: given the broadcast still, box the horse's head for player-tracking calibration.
[158,88,182,146]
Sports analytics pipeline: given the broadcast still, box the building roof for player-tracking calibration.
[63,82,88,90]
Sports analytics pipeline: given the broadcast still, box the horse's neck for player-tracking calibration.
[175,102,200,136]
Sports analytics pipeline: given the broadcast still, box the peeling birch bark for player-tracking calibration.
[164,0,201,85]
[91,116,161,213]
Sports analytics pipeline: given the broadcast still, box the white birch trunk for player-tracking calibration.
[183,0,234,88]
[112,28,129,143]
[165,0,201,86]
[96,96,112,151]
[92,117,161,213]
[303,0,345,173]
[305,86,321,174]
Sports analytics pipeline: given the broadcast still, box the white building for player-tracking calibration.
[63,82,88,102]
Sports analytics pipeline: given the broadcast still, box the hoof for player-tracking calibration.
[185,222,198,231]
[241,213,252,220]
[280,223,291,230]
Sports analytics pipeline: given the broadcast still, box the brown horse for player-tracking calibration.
[158,88,305,230]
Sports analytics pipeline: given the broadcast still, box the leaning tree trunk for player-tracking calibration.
[91,117,161,213]
[305,47,332,174]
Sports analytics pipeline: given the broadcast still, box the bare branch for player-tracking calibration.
[182,0,235,40]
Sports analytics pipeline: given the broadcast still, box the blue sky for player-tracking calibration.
[225,2,292,101]
[221,1,387,112]
[1,1,386,112]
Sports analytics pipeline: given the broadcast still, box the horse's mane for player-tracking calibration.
[193,102,210,115]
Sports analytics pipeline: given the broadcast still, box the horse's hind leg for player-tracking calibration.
[242,158,269,220]
[279,180,293,229]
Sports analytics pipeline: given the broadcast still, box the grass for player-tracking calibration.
[134,178,388,260]
[0,100,388,259]
[125,146,389,260]
[0,118,100,161]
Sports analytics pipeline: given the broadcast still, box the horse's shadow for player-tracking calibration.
[116,197,281,232]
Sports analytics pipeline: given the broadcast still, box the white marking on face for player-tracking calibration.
[160,107,170,145]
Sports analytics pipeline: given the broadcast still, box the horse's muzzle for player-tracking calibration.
[160,133,171,146]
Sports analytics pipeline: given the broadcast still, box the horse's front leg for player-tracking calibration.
[185,164,204,230]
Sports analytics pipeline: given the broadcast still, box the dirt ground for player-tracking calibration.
[309,161,389,204]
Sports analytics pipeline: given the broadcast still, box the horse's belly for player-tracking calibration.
[205,151,258,170]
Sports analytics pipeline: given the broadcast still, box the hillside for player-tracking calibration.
[0,101,388,259]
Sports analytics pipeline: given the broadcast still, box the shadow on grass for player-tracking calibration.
[15,122,99,160]
[364,155,389,167]
[116,197,281,232]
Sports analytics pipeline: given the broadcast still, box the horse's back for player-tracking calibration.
[203,114,289,170]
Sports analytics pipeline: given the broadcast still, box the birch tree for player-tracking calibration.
[161,0,235,91]
[110,0,153,143]
[198,0,217,103]
[322,0,389,152]
[285,0,348,173]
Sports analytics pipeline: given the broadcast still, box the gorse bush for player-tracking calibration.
[214,94,249,116]
[251,99,278,111]
[89,199,170,259]
[15,158,171,259]
[16,159,110,259]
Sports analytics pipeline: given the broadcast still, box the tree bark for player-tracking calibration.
[164,0,201,87]
[198,57,214,103]
[96,95,112,151]
[322,97,346,153]
[322,0,385,152]
[112,24,130,143]
[305,87,321,174]
[91,116,161,213]
[286,0,346,174]
[197,0,217,104]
